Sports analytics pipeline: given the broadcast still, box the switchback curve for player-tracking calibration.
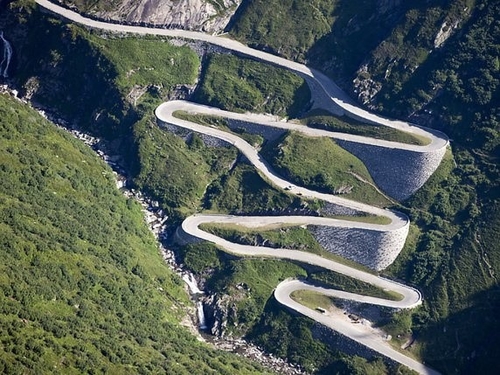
[34,1,445,373]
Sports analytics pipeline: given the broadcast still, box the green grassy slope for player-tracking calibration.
[378,3,500,373]
[229,0,337,61]
[203,164,307,214]
[0,94,271,374]
[132,115,239,219]
[3,1,199,151]
[194,53,311,118]
[262,131,392,207]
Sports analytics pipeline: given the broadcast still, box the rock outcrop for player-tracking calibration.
[58,0,241,33]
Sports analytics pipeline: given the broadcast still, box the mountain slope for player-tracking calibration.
[0,93,272,374]
[227,0,500,372]
[2,0,499,374]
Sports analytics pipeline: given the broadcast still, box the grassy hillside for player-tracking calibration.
[375,2,500,373]
[229,0,337,61]
[262,131,392,207]
[194,53,311,118]
[0,94,271,374]
[132,115,239,218]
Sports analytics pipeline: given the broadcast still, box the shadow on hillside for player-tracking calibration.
[417,286,500,374]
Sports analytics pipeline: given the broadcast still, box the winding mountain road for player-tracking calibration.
[34,1,445,373]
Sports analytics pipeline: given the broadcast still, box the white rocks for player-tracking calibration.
[434,20,460,49]
[86,0,242,33]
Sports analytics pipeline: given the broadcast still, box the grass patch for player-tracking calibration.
[301,109,431,146]
[203,164,309,214]
[87,34,199,98]
[332,214,391,225]
[201,223,324,253]
[310,272,404,301]
[262,131,393,207]
[291,290,336,311]
[194,53,311,117]
[132,114,239,220]
[229,0,337,61]
[173,110,265,147]
[8,9,200,139]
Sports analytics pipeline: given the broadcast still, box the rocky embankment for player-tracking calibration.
[54,0,241,33]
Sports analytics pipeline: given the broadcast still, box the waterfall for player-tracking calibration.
[0,32,13,78]
[182,273,204,295]
[182,273,208,330]
[197,301,207,330]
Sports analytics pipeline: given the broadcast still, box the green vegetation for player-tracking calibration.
[199,223,387,274]
[178,242,308,332]
[246,298,409,375]
[8,4,199,140]
[372,2,500,372]
[301,109,430,146]
[262,131,392,206]
[86,34,199,104]
[132,115,238,219]
[309,272,402,301]
[357,0,476,108]
[6,0,500,373]
[227,1,500,372]
[173,110,265,147]
[230,0,337,61]
[203,164,308,214]
[290,290,336,311]
[194,53,311,117]
[230,0,397,82]
[201,223,324,252]
[178,236,400,336]
[200,223,384,271]
[0,94,271,374]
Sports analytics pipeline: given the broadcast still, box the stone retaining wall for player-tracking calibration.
[311,324,398,367]
[337,140,447,201]
[309,222,409,271]
[319,202,364,217]
[173,225,202,246]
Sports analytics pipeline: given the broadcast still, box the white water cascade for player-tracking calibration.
[0,31,13,78]
[182,272,204,295]
[197,301,207,330]
[181,272,207,330]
